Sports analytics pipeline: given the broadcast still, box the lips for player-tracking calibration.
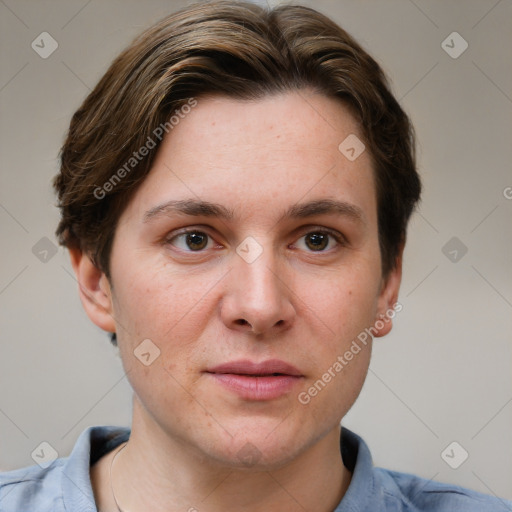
[207,359,302,377]
[206,359,303,400]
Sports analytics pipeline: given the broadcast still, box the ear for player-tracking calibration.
[372,243,404,338]
[69,248,116,334]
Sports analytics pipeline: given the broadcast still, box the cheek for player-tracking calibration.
[112,265,205,344]
[112,270,207,422]
[111,264,223,399]
[294,315,372,438]
[296,279,375,419]
[292,265,379,407]
[298,266,380,343]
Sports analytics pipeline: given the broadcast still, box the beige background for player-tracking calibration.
[1,0,511,502]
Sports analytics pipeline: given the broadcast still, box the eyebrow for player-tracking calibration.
[143,198,365,224]
[143,199,235,222]
[281,199,365,224]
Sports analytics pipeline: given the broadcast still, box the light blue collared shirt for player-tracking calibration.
[1,426,510,511]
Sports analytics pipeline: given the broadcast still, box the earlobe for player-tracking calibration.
[69,248,116,334]
[373,246,404,338]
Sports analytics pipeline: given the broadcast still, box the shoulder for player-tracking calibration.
[375,467,512,511]
[0,425,130,512]
[0,460,66,512]
[340,429,511,511]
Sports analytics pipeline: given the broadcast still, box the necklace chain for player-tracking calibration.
[109,442,128,512]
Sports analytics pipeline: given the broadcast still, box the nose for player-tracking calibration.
[220,246,296,336]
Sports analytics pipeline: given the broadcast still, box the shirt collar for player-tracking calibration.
[60,425,375,511]
[335,427,376,511]
[61,426,130,512]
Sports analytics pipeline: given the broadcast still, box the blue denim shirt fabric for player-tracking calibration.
[1,426,510,511]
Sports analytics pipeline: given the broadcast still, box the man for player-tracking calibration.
[1,1,510,510]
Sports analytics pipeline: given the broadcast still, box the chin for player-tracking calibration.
[211,441,303,472]
[194,416,317,471]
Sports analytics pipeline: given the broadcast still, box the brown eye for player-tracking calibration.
[168,231,212,251]
[305,233,329,251]
[294,230,343,253]
[186,232,208,250]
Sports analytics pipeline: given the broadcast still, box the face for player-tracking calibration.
[79,90,401,469]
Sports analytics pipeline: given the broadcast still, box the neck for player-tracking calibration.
[110,400,351,512]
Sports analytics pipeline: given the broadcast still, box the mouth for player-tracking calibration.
[207,359,302,377]
[205,359,303,401]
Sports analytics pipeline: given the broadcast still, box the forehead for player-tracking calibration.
[122,91,377,227]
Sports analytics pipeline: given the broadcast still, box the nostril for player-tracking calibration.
[235,319,250,326]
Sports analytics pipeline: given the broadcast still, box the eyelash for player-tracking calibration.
[165,227,346,254]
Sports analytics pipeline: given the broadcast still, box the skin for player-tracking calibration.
[71,90,403,511]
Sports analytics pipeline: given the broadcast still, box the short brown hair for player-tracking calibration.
[54,0,420,281]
